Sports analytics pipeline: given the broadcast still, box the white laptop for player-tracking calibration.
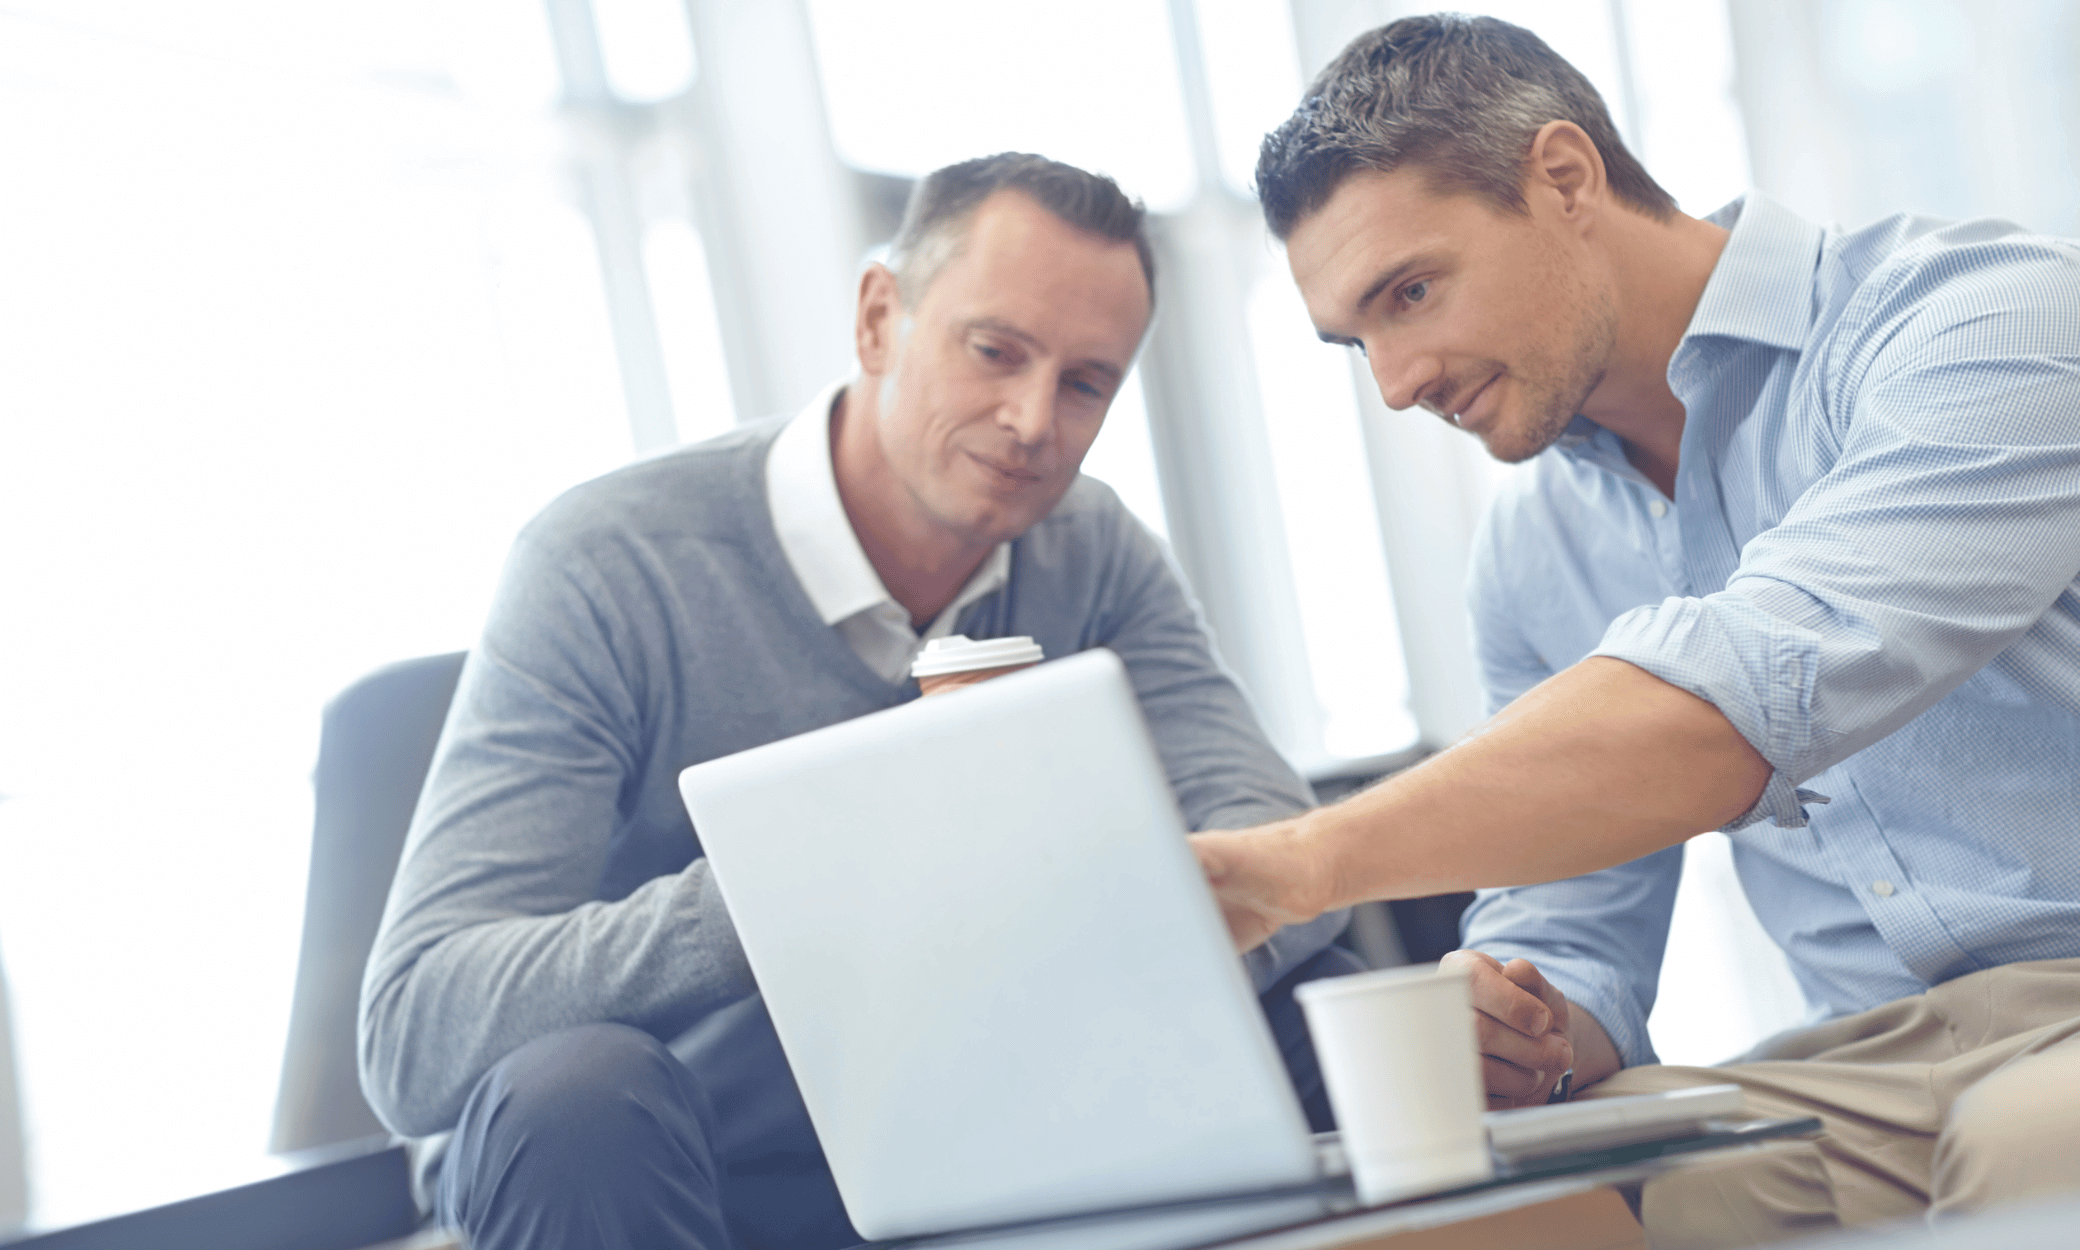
[679,649,1337,1250]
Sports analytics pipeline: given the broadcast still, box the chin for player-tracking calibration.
[933,500,1029,547]
[1478,408,1573,465]
[961,484,1070,540]
[1481,434,1547,465]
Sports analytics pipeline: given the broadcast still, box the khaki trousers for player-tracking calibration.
[1583,958,2080,1249]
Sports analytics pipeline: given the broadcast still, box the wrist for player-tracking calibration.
[1283,806,1344,921]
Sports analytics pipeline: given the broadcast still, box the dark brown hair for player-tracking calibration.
[1256,14,1676,238]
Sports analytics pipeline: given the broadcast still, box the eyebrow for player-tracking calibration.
[964,315,1042,349]
[1315,251,1442,347]
[965,316,1126,383]
[1355,252,1439,314]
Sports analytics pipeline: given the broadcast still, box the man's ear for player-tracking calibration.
[1524,120,1607,224]
[856,262,902,377]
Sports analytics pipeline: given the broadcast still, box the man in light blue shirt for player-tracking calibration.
[1196,13,2080,1245]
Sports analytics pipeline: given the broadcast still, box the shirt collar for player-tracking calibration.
[1681,191,1825,352]
[765,380,1011,629]
[1551,192,1825,478]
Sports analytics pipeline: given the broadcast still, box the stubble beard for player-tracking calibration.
[1481,282,1619,466]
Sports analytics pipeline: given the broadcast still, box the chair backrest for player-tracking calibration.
[271,653,467,1154]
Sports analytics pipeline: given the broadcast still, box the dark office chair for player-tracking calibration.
[271,653,467,1154]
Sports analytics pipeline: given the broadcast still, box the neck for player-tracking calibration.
[1578,209,1730,498]
[829,383,994,627]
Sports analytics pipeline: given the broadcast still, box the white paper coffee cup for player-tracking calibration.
[910,635,1044,695]
[1296,963,1494,1205]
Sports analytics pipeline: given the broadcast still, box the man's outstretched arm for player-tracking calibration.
[1192,655,1770,948]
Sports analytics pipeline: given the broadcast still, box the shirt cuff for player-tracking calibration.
[1246,909,1350,992]
[1478,941,1660,1070]
[1592,594,1835,828]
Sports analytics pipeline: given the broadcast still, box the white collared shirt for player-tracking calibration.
[765,381,1011,686]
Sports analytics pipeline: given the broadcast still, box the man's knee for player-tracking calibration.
[462,1023,708,1162]
[441,1022,724,1246]
[1933,1045,2080,1217]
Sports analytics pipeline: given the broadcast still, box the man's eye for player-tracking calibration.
[1401,280,1429,304]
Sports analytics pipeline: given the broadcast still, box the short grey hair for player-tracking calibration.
[1255,14,1676,239]
[887,153,1156,308]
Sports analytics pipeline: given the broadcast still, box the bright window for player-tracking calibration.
[1621,0,1750,214]
[590,0,697,102]
[1078,369,1169,545]
[1465,1,1751,214]
[1193,0,1307,196]
[1248,274,1417,759]
[804,0,1198,211]
[645,218,738,443]
[0,0,647,1225]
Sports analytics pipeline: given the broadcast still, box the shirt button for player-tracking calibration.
[1649,499,1669,518]
[1871,880,1896,897]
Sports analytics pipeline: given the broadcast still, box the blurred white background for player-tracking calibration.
[0,0,2074,1229]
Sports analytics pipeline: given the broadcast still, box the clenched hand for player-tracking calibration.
[1440,949,1575,1108]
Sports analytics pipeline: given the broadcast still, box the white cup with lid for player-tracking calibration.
[910,635,1045,696]
[1296,963,1494,1205]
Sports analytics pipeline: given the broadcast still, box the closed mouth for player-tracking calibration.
[1450,375,1500,430]
[968,451,1043,484]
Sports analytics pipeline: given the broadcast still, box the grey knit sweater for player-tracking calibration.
[359,416,1333,1139]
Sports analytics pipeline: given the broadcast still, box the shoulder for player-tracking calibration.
[989,474,1173,629]
[1018,473,1150,560]
[1050,472,1138,524]
[1819,214,2080,363]
[515,417,786,560]
[1832,211,2079,295]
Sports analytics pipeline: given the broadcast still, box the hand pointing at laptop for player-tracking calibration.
[1192,832,1619,1106]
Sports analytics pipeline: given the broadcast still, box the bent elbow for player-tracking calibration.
[357,967,454,1139]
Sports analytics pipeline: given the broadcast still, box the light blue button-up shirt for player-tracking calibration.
[1459,193,2080,1068]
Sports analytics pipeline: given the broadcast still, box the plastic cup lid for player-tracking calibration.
[910,634,1046,678]
[1293,963,1467,1003]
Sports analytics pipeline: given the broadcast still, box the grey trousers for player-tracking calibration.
[1585,957,2080,1248]
[436,943,1362,1250]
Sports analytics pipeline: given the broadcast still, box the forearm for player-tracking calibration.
[1300,657,1768,908]
[360,863,754,1137]
[1100,505,1330,985]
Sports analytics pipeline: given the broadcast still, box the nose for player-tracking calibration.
[997,370,1058,448]
[1368,340,1444,414]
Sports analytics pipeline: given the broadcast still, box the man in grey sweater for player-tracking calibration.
[358,153,1355,1250]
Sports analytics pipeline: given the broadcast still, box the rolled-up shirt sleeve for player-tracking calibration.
[1595,238,2080,830]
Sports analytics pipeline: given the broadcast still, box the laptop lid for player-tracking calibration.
[679,649,1319,1241]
